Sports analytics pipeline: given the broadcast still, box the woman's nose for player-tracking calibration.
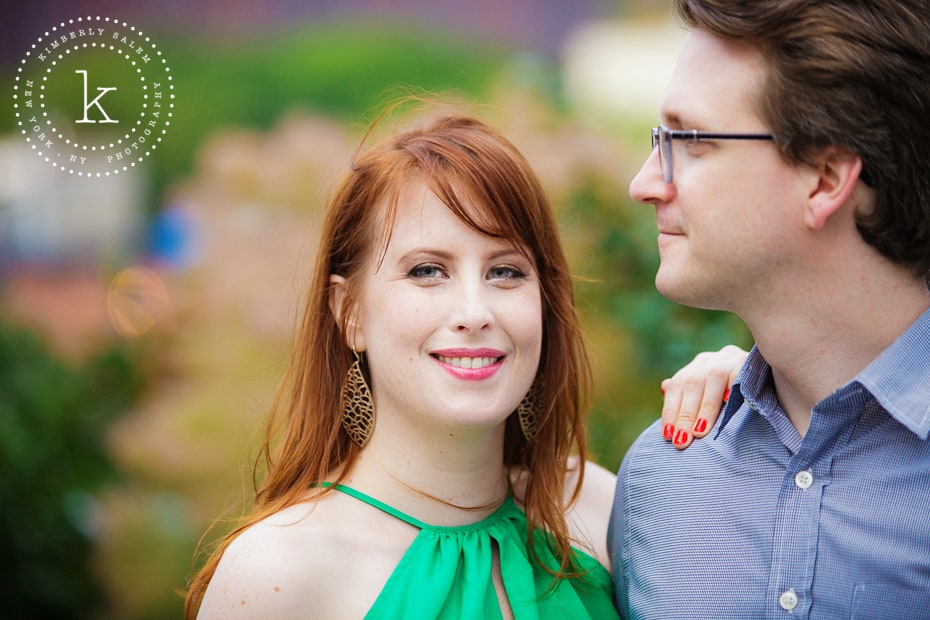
[452,281,494,333]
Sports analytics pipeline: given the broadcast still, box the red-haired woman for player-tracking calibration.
[186,109,743,619]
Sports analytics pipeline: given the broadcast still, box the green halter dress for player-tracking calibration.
[321,483,619,619]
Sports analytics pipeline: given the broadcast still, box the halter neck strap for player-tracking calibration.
[317,482,428,529]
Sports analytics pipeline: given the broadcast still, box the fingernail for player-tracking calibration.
[673,429,689,446]
[723,388,731,402]
[663,424,674,441]
[661,385,666,395]
[694,418,708,434]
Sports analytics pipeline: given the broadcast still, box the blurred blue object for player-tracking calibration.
[147,203,198,271]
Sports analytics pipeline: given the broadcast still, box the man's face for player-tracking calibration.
[629,29,809,313]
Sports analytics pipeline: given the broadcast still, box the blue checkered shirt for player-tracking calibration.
[609,305,930,619]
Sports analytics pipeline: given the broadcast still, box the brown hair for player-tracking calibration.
[184,107,592,616]
[676,0,930,279]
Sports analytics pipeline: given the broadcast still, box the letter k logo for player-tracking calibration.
[75,69,118,123]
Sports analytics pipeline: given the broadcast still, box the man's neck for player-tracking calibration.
[745,269,930,436]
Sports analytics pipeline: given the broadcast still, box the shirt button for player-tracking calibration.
[779,589,798,611]
[795,470,813,489]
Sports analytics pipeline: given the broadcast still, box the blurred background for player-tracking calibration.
[0,1,750,617]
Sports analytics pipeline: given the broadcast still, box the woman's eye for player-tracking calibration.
[408,263,445,279]
[488,265,527,280]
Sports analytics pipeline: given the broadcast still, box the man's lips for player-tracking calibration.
[657,228,685,241]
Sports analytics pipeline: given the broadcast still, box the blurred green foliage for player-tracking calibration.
[150,21,508,201]
[0,319,145,618]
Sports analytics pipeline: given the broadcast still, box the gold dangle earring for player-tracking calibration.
[341,349,375,447]
[516,383,541,443]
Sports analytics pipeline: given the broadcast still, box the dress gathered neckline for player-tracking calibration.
[317,482,619,620]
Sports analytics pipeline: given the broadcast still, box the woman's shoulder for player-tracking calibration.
[511,458,617,571]
[196,500,341,618]
[196,491,415,619]
[564,458,617,571]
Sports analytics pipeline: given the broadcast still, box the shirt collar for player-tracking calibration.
[716,345,762,436]
[718,306,930,440]
[853,304,930,439]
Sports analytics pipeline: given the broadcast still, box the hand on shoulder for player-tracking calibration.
[660,345,747,449]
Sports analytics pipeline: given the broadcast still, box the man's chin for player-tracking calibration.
[654,268,686,302]
[654,270,715,310]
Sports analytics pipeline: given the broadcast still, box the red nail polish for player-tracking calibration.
[673,429,689,446]
[723,388,731,402]
[663,424,674,441]
[694,418,708,434]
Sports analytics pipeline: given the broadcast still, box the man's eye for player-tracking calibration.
[680,138,713,155]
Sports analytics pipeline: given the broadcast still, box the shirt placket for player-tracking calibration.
[764,394,861,619]
[766,458,828,617]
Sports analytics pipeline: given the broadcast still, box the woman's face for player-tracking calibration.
[341,179,543,439]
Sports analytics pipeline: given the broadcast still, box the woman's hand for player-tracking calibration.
[660,345,748,450]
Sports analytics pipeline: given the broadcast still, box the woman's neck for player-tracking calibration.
[344,422,511,526]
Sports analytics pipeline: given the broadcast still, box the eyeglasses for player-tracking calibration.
[650,124,878,188]
[651,124,774,184]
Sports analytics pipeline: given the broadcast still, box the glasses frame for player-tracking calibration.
[651,124,774,184]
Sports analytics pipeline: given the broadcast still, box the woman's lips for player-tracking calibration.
[431,349,505,381]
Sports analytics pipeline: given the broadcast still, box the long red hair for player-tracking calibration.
[184,106,593,617]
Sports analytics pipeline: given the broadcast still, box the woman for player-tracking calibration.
[185,108,743,619]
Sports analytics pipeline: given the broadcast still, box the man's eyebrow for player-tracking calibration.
[661,110,703,130]
[661,110,683,127]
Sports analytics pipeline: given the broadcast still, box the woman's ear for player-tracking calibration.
[803,146,864,230]
[329,275,365,351]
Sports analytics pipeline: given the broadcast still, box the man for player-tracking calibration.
[609,1,930,618]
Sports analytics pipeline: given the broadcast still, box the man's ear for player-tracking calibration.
[803,146,864,230]
[329,274,365,351]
